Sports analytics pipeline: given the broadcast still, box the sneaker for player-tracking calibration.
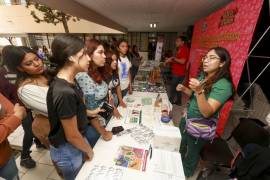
[20,157,36,169]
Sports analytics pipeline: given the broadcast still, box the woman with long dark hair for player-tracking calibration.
[47,35,93,180]
[2,45,49,168]
[104,50,122,118]
[176,47,234,177]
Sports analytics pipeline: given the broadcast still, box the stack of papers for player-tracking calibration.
[149,149,185,179]
[153,126,181,152]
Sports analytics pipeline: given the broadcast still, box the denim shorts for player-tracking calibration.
[0,155,18,180]
[50,142,84,180]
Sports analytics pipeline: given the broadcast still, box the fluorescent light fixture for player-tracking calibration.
[153,23,156,28]
[150,23,153,28]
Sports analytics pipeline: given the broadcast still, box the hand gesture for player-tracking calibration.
[189,78,203,93]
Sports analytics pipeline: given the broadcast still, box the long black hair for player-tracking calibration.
[2,45,39,84]
[49,34,85,72]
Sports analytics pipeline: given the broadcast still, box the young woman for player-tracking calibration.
[76,39,113,143]
[176,47,233,177]
[47,35,93,180]
[116,40,132,104]
[104,50,122,118]
[2,45,49,168]
[0,94,26,180]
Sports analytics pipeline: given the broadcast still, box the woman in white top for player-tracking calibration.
[3,46,50,148]
[116,40,132,107]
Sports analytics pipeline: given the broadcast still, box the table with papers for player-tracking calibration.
[76,92,185,180]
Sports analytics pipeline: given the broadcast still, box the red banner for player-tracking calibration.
[188,0,264,136]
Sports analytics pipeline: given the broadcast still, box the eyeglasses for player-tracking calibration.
[202,55,220,62]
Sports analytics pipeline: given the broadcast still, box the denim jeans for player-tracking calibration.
[121,88,128,98]
[84,125,100,147]
[0,155,18,180]
[112,92,119,107]
[21,111,34,159]
[169,75,184,104]
[50,142,85,180]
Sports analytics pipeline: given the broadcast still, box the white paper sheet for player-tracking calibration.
[149,149,185,178]
[85,165,124,180]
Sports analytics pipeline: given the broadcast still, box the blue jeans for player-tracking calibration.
[112,92,119,107]
[0,155,18,180]
[169,75,184,104]
[121,88,128,98]
[50,142,85,180]
[84,125,100,147]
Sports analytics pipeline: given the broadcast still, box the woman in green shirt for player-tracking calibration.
[176,47,233,177]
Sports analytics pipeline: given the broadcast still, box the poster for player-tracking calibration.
[188,0,264,135]
[115,146,148,171]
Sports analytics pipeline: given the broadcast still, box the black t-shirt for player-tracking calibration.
[47,77,88,147]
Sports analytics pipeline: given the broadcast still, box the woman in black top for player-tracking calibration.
[47,35,93,180]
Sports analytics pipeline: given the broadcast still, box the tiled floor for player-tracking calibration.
[15,146,62,180]
[10,126,62,180]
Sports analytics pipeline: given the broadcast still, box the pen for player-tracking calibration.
[149,144,153,159]
[139,110,142,124]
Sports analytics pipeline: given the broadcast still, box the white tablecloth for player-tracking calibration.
[76,92,185,180]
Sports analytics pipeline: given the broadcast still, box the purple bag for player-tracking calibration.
[185,117,217,141]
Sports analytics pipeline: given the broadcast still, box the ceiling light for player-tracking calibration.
[150,23,153,28]
[153,23,156,28]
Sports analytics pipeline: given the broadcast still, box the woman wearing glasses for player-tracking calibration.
[176,47,234,178]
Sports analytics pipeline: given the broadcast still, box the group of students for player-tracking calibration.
[0,35,137,180]
[0,33,234,180]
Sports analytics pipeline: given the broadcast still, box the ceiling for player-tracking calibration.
[74,0,232,32]
[0,5,123,34]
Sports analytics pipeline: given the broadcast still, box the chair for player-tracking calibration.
[198,118,270,179]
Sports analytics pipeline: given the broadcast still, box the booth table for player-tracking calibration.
[76,92,185,180]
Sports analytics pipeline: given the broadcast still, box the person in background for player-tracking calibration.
[42,45,49,58]
[76,39,113,145]
[0,93,26,180]
[165,36,189,105]
[161,50,173,83]
[116,40,132,102]
[104,50,123,118]
[176,47,233,177]
[47,35,94,180]
[129,45,142,82]
[0,66,18,104]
